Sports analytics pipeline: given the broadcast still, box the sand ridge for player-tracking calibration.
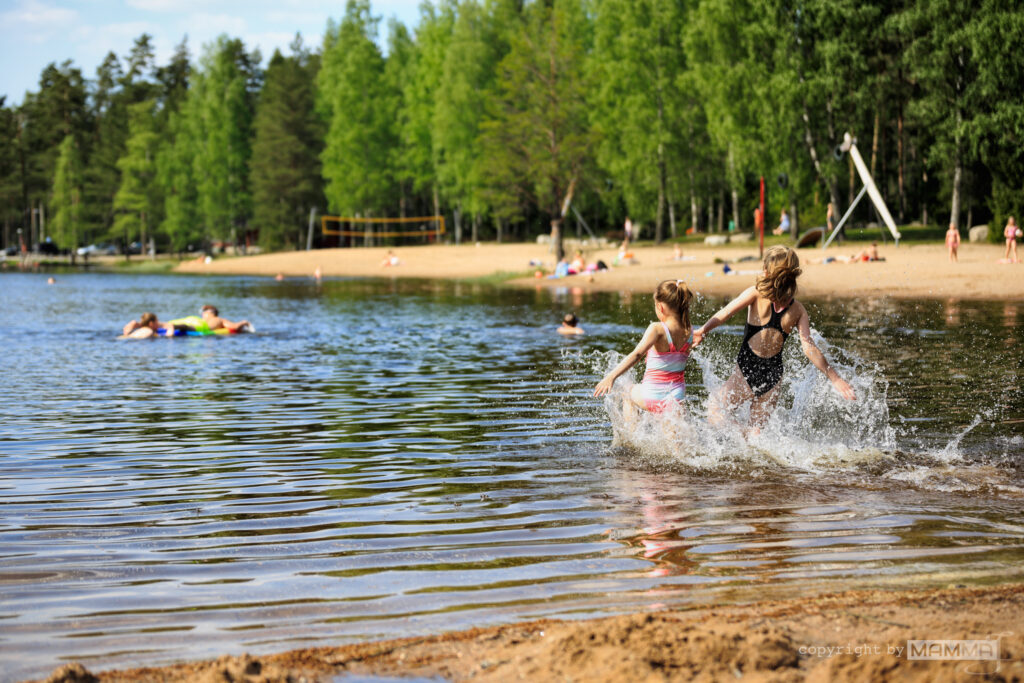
[39,583,1024,682]
[174,241,1023,301]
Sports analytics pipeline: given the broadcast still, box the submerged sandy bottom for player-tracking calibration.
[174,241,1022,300]
[39,583,1024,682]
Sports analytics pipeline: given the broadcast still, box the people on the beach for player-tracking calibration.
[772,209,790,236]
[380,251,400,267]
[594,279,694,414]
[623,216,633,248]
[569,250,586,274]
[558,313,585,336]
[693,246,855,432]
[946,223,961,263]
[826,201,837,236]
[852,242,881,262]
[1004,217,1020,263]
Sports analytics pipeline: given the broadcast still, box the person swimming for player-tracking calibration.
[594,279,694,413]
[558,313,585,336]
[694,246,855,431]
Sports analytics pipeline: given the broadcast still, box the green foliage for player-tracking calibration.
[50,135,84,250]
[251,40,323,250]
[318,0,396,215]
[6,1,1024,255]
[113,100,161,249]
[190,36,260,241]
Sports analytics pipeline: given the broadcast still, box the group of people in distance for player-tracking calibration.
[121,305,250,339]
[593,246,856,433]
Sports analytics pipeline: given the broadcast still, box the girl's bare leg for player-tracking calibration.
[708,366,754,428]
[749,384,781,435]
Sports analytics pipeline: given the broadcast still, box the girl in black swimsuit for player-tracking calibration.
[693,246,856,431]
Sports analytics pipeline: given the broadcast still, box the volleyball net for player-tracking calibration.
[321,215,446,245]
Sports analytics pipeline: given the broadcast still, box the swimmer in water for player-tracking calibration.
[693,246,856,432]
[121,312,175,339]
[558,313,584,336]
[200,304,250,332]
[594,279,694,413]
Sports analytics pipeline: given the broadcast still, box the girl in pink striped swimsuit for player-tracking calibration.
[594,279,694,413]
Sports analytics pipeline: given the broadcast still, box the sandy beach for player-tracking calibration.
[175,240,1023,301]
[39,583,1023,682]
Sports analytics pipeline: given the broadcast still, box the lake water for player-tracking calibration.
[0,271,1021,681]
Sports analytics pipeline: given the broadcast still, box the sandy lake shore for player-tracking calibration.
[174,240,1023,301]
[38,582,1024,682]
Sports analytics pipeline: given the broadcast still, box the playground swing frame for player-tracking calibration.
[822,133,902,250]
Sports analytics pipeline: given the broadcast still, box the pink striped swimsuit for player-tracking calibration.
[638,322,693,412]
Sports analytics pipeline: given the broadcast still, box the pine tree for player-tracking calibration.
[251,38,323,250]
[50,134,84,252]
[113,100,160,256]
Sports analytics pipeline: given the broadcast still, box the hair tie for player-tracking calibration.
[676,279,684,286]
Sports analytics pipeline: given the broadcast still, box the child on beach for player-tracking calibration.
[693,246,855,431]
[558,313,585,336]
[946,223,961,263]
[1004,217,1020,263]
[594,280,694,413]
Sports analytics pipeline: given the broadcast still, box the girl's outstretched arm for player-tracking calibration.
[796,307,857,400]
[594,323,660,397]
[693,286,758,347]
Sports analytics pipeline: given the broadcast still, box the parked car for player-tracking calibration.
[3,245,18,256]
[36,241,60,255]
[127,241,143,255]
[77,243,118,256]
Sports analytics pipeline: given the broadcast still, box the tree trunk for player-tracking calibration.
[707,196,714,234]
[897,105,906,222]
[731,189,739,233]
[689,168,698,233]
[656,143,666,244]
[790,201,799,239]
[950,129,963,229]
[668,199,676,239]
[471,213,479,243]
[551,218,564,261]
[870,110,880,179]
[496,217,504,244]
[454,207,462,245]
[716,190,725,233]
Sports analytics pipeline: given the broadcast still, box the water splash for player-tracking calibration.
[581,329,1021,495]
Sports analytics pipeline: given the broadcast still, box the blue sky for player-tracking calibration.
[0,0,423,105]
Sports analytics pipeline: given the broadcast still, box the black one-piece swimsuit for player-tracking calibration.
[736,303,791,397]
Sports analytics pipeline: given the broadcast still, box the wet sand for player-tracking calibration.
[175,241,1022,300]
[39,583,1023,682]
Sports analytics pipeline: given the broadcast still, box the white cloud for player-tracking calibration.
[0,0,77,26]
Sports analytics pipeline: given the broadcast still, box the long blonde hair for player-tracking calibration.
[756,246,801,303]
[655,279,692,330]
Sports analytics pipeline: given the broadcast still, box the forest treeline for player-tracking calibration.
[2,0,1024,258]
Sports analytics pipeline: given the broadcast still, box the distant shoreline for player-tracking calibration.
[169,241,1023,301]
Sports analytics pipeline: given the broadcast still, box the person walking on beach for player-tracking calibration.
[1005,217,1020,263]
[693,246,855,432]
[946,223,961,263]
[594,279,694,414]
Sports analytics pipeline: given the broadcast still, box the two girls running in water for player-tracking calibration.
[595,246,855,430]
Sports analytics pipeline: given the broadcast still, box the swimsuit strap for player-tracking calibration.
[659,321,676,352]
[767,300,793,332]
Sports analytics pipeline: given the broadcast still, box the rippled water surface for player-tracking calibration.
[0,271,1022,681]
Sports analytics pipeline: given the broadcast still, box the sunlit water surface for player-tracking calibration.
[0,271,1021,681]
